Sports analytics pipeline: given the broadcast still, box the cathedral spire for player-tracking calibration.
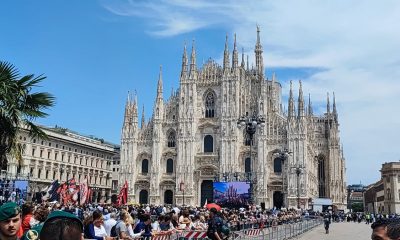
[223,34,230,72]
[180,42,188,80]
[272,72,276,83]
[157,65,163,99]
[141,104,145,128]
[255,25,264,76]
[333,92,338,121]
[132,91,138,121]
[189,40,197,78]
[241,48,245,68]
[288,81,295,120]
[308,93,313,116]
[232,33,238,70]
[123,91,131,125]
[246,55,249,71]
[327,92,331,114]
[298,80,305,118]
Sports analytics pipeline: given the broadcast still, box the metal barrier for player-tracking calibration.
[232,217,323,240]
[100,217,323,240]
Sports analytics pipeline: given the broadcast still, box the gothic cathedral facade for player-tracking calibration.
[120,27,347,210]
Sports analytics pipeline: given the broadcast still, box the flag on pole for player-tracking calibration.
[117,181,128,205]
[79,178,89,205]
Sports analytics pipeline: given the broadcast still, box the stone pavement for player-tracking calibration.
[296,222,372,240]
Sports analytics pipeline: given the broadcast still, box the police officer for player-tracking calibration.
[0,202,22,240]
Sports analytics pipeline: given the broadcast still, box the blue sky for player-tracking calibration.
[1,0,400,185]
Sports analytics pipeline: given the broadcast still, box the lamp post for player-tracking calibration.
[291,165,303,209]
[273,149,292,208]
[180,181,185,206]
[237,113,265,204]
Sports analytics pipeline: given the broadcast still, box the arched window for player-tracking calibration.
[139,190,149,204]
[245,157,251,173]
[204,135,213,153]
[167,130,176,148]
[166,159,173,174]
[274,158,282,173]
[164,190,173,204]
[142,159,149,174]
[205,92,215,118]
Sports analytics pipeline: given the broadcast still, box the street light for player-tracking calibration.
[237,112,265,203]
[292,165,303,209]
[273,149,292,208]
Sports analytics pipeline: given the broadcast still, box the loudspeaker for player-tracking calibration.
[261,202,266,211]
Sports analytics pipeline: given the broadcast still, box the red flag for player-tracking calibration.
[117,181,128,205]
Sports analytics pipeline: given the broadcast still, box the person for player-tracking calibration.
[39,210,84,240]
[104,212,117,236]
[115,211,143,240]
[371,218,390,240]
[83,210,114,240]
[133,214,152,239]
[207,208,222,240]
[0,202,22,240]
[21,203,34,232]
[30,206,49,228]
[323,212,331,234]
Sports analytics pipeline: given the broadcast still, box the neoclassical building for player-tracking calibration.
[1,126,115,203]
[120,27,347,209]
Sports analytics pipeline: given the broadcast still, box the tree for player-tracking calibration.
[351,202,364,212]
[0,61,55,171]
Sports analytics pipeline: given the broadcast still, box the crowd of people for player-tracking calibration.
[0,201,322,240]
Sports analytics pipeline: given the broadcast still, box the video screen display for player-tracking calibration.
[213,181,251,208]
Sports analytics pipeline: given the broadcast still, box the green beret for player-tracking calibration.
[21,224,42,240]
[44,210,83,229]
[0,202,20,222]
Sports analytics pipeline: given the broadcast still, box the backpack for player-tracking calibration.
[110,221,119,238]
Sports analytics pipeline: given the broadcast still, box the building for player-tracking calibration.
[347,184,367,210]
[111,146,121,198]
[120,27,347,209]
[363,162,400,214]
[364,180,384,214]
[381,162,400,214]
[1,126,116,203]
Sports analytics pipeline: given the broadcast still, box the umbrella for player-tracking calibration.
[206,203,221,211]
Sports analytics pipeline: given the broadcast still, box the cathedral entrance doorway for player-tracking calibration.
[201,180,213,206]
[273,191,284,209]
[164,190,173,204]
[139,189,148,204]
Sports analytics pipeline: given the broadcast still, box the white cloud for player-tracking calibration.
[104,0,400,184]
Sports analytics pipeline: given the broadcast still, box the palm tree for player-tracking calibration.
[0,61,55,172]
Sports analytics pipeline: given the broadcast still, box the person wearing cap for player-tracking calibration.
[39,210,84,240]
[0,202,22,240]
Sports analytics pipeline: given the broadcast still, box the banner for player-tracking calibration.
[117,181,128,205]
[79,178,89,206]
[57,178,79,204]
[41,180,60,202]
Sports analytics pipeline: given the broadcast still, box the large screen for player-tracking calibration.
[213,182,251,208]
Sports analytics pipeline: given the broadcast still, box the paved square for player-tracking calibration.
[297,222,372,240]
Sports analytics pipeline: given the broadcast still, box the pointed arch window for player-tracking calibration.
[245,157,251,173]
[142,159,149,174]
[204,135,213,153]
[166,159,174,174]
[205,92,215,118]
[273,158,282,173]
[167,130,176,148]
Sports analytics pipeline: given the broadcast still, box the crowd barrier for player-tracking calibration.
[84,217,322,240]
[126,216,322,240]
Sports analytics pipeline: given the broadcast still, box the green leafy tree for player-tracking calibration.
[351,202,364,212]
[0,61,55,171]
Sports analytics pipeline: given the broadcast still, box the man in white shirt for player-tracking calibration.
[104,212,117,236]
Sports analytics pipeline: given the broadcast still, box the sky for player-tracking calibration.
[1,0,399,185]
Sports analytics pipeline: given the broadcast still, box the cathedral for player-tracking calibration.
[120,27,347,210]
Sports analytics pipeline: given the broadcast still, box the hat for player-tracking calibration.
[0,202,20,222]
[44,210,83,229]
